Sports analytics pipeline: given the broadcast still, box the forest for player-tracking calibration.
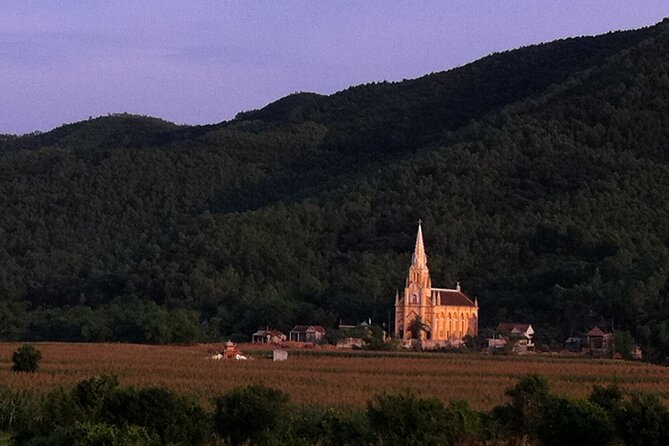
[1,19,669,362]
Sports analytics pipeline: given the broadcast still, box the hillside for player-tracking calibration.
[1,19,669,361]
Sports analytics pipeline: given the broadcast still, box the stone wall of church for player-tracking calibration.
[395,301,478,341]
[427,305,478,340]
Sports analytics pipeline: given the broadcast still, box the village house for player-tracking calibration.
[490,322,535,353]
[586,327,613,350]
[585,326,614,357]
[251,328,286,344]
[337,318,359,330]
[334,320,374,348]
[289,325,326,343]
[394,221,479,344]
[564,336,584,352]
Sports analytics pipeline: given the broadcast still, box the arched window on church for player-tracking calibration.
[411,293,419,304]
[461,313,465,333]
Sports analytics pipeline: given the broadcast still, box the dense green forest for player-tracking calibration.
[1,19,669,361]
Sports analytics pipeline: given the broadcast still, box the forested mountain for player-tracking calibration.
[2,19,669,361]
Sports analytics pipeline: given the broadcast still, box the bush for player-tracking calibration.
[615,393,669,446]
[614,330,635,360]
[72,374,120,413]
[20,422,158,446]
[537,396,615,446]
[11,344,42,373]
[589,383,624,413]
[287,406,372,446]
[102,387,211,445]
[367,391,447,446]
[213,384,290,446]
[442,399,484,446]
[0,387,40,433]
[491,374,551,443]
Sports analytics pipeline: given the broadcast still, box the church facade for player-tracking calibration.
[394,222,479,341]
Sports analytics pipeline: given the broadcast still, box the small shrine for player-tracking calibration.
[219,341,247,360]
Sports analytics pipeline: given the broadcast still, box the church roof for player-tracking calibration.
[432,289,477,307]
[412,221,428,269]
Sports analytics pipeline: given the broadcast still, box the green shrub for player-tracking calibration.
[11,344,42,373]
[20,422,158,446]
[367,391,447,446]
[491,374,551,443]
[442,399,484,446]
[615,393,669,446]
[73,374,119,413]
[213,384,290,446]
[287,406,372,446]
[0,387,40,433]
[537,396,615,446]
[102,387,211,445]
[589,383,624,413]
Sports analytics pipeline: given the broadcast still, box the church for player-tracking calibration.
[394,222,479,342]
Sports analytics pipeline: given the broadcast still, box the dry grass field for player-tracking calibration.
[0,342,667,410]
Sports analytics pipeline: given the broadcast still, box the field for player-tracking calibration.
[0,342,668,410]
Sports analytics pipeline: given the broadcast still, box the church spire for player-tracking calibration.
[412,219,427,268]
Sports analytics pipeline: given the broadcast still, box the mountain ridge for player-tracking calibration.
[1,19,669,362]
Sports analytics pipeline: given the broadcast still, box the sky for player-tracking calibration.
[2,1,669,135]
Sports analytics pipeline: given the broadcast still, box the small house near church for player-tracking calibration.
[252,328,286,344]
[496,322,535,352]
[586,327,612,349]
[289,325,326,343]
[586,327,613,357]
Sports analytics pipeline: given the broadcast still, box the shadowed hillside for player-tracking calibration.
[1,19,669,361]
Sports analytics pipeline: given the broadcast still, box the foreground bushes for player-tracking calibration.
[0,374,667,445]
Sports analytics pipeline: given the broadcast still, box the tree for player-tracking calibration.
[285,406,372,446]
[589,383,624,413]
[213,384,290,445]
[21,422,158,446]
[367,392,448,446]
[442,399,484,446]
[73,374,119,413]
[408,315,429,340]
[614,330,635,360]
[102,387,211,445]
[615,393,669,446]
[364,324,393,350]
[11,344,42,373]
[537,396,615,446]
[492,374,551,445]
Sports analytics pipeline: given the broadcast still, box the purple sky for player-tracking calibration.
[2,1,668,135]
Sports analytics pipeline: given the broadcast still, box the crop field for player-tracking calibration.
[0,342,667,410]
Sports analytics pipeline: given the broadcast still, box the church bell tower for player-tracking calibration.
[396,220,432,339]
[408,220,431,289]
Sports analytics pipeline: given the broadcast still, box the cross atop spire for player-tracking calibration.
[412,220,427,268]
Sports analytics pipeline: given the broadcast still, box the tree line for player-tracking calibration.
[0,374,666,445]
